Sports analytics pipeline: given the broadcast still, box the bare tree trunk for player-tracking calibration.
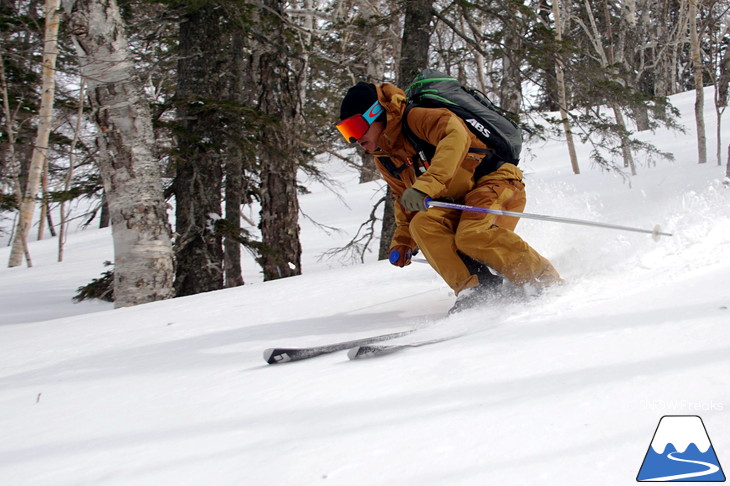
[8,0,61,267]
[670,0,689,95]
[714,20,729,166]
[579,0,636,174]
[173,5,226,295]
[377,189,395,260]
[44,201,56,237]
[255,0,302,281]
[223,30,247,289]
[0,51,33,264]
[37,155,49,240]
[99,193,110,228]
[397,0,434,86]
[379,0,433,261]
[223,154,245,288]
[499,28,523,114]
[59,79,85,262]
[63,0,175,307]
[358,153,379,183]
[689,0,707,164]
[552,0,580,174]
[222,30,246,289]
[359,5,388,185]
[612,105,636,175]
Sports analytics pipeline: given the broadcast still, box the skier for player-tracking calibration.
[337,82,562,313]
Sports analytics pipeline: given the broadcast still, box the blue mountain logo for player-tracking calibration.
[637,415,726,482]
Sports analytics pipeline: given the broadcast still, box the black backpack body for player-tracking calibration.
[402,69,523,179]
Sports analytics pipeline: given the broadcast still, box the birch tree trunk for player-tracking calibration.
[499,27,523,114]
[689,0,707,164]
[8,0,61,267]
[63,0,175,307]
[359,3,390,184]
[579,0,636,174]
[1,51,32,265]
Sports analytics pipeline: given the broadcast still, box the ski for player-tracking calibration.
[347,335,462,360]
[264,328,419,364]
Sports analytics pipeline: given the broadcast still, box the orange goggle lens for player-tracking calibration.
[336,115,370,143]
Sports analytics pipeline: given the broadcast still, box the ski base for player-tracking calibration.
[347,335,460,360]
[264,329,418,364]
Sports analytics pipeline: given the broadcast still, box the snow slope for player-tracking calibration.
[1,90,729,485]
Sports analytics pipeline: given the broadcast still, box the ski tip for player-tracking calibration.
[263,348,292,364]
[263,348,275,364]
[347,346,361,360]
[348,345,385,360]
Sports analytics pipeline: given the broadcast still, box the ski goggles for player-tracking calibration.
[336,100,385,143]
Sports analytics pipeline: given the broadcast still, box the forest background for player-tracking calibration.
[1,0,729,307]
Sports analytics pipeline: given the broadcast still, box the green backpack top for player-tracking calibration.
[403,69,523,170]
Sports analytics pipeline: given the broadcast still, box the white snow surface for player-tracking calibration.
[1,90,729,485]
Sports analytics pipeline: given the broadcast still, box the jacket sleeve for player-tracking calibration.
[405,107,471,198]
[374,157,418,250]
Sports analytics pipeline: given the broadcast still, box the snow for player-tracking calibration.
[1,90,729,485]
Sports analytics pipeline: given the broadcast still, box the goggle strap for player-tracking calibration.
[362,100,384,124]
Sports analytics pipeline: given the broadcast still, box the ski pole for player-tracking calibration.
[425,199,673,240]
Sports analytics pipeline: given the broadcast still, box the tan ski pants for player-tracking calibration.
[409,177,562,294]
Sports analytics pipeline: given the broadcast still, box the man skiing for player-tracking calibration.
[337,81,562,313]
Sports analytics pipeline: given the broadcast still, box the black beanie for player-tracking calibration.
[339,82,381,121]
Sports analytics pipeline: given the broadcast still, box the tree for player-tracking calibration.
[688,0,707,164]
[63,0,175,307]
[720,40,730,171]
[378,0,434,261]
[222,28,248,289]
[8,0,61,267]
[327,0,400,184]
[551,0,580,174]
[253,0,303,280]
[705,0,729,166]
[397,0,434,85]
[172,4,227,296]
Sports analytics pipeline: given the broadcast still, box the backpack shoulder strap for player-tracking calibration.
[401,103,436,164]
[376,156,409,180]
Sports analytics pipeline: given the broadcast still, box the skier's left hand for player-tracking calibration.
[389,245,413,267]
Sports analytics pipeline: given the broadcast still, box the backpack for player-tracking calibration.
[402,69,523,177]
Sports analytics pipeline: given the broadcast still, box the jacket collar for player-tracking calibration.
[375,83,408,153]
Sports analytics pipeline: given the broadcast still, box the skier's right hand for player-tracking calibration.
[389,246,413,267]
[400,188,430,212]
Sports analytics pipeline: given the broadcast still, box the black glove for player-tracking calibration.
[400,188,429,212]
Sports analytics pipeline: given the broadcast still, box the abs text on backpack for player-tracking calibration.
[403,69,523,176]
